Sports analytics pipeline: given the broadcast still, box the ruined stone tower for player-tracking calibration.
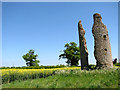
[92,13,113,69]
[78,20,89,70]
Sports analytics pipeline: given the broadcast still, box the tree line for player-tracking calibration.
[23,42,80,66]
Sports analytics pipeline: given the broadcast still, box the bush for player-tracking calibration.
[115,63,120,66]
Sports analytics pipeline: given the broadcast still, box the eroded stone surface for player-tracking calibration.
[78,20,89,70]
[92,13,113,69]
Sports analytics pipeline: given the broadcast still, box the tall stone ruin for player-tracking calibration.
[78,20,89,70]
[92,13,113,69]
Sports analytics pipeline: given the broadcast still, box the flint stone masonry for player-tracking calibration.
[92,13,113,69]
[78,20,89,70]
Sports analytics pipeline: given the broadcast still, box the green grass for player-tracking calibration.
[2,68,119,88]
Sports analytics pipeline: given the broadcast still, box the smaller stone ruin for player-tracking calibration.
[78,20,89,70]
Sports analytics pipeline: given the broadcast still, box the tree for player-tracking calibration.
[22,49,40,66]
[59,42,80,66]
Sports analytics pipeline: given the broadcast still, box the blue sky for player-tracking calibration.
[2,2,118,67]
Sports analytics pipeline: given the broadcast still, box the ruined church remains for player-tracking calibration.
[78,20,89,70]
[78,13,113,69]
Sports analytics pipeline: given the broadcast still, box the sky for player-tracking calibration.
[2,2,118,67]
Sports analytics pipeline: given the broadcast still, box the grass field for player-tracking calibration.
[2,67,119,88]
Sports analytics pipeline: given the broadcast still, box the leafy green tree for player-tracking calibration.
[59,42,80,66]
[22,49,40,66]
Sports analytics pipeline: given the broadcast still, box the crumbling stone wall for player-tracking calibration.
[92,13,113,69]
[78,20,89,70]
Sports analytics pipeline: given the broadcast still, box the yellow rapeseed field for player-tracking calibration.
[1,67,81,84]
